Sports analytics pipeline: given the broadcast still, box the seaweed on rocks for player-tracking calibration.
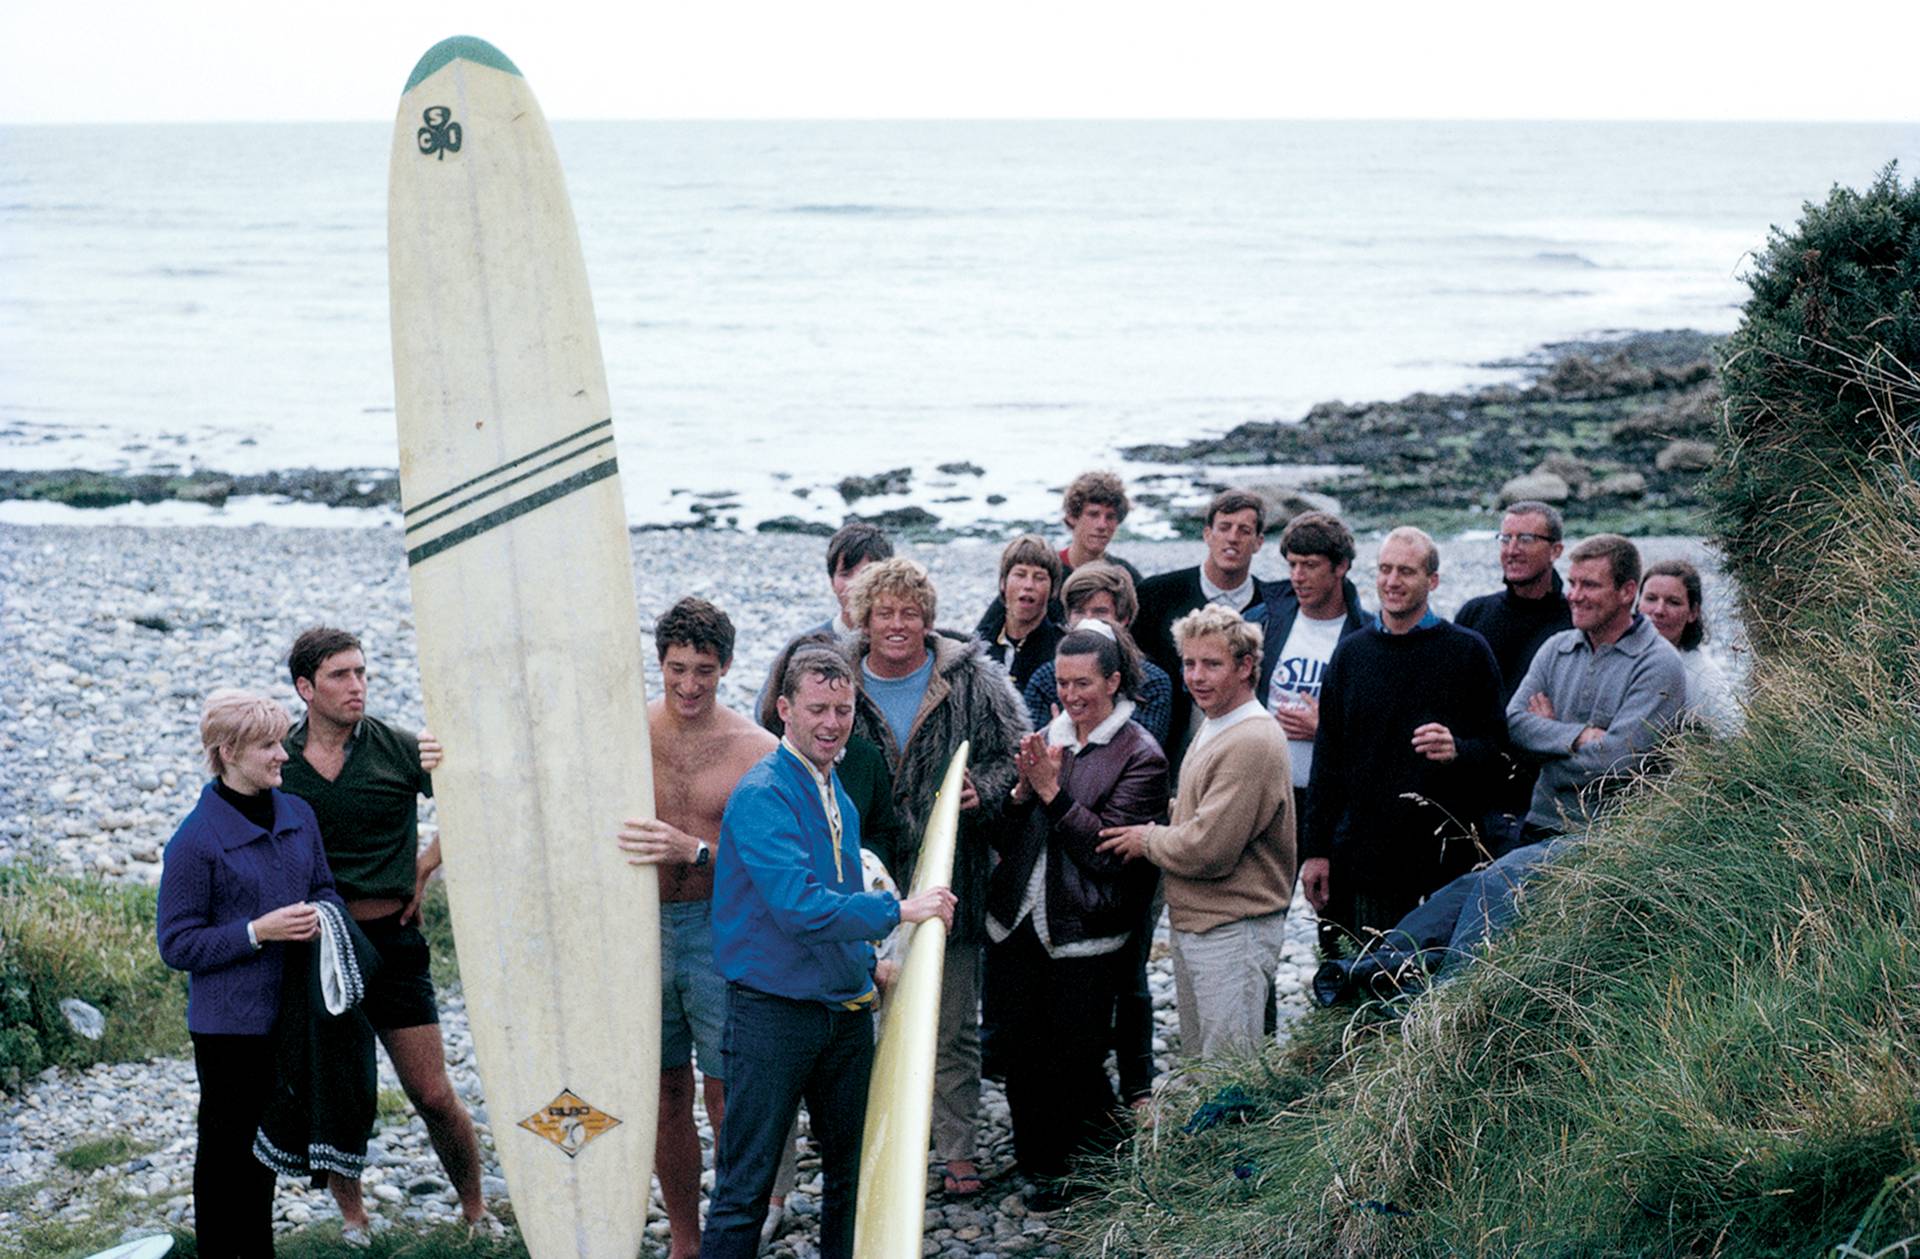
[1123,329,1725,532]
[0,467,401,511]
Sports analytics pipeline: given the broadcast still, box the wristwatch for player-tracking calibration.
[693,841,711,868]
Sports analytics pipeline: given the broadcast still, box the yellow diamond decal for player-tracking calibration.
[519,1088,621,1159]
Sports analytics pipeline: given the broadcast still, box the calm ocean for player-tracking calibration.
[1,120,1914,529]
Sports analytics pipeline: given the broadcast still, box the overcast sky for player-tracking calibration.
[3,0,1918,124]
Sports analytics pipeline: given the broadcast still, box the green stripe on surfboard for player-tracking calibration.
[403,36,521,93]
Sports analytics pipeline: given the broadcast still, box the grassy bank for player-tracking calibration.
[1074,169,1920,1258]
[0,868,186,1087]
[0,865,462,1094]
[1078,493,1920,1251]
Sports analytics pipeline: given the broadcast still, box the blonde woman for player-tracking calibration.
[157,688,342,1259]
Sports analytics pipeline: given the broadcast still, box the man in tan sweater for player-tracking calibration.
[1100,604,1295,1060]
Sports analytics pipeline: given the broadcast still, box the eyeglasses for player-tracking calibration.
[1496,531,1555,547]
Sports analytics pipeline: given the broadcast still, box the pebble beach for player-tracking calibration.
[0,522,1740,1256]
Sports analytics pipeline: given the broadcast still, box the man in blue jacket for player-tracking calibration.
[702,646,956,1259]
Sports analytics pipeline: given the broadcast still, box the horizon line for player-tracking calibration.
[5,114,1918,127]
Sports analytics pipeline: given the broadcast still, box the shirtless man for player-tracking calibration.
[617,598,776,1259]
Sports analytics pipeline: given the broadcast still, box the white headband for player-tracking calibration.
[1075,618,1118,642]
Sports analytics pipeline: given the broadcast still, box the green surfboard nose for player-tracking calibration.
[404,35,522,93]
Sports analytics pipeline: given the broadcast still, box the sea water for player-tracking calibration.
[1,120,1914,529]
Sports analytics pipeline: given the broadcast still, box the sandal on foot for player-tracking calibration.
[941,1161,986,1197]
[758,1199,788,1253]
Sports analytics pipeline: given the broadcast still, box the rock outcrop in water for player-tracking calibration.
[1123,329,1722,532]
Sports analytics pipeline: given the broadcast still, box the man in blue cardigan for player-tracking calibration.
[702,646,955,1259]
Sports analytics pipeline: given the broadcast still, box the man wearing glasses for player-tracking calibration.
[1455,500,1573,838]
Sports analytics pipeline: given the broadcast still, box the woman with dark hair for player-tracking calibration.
[986,622,1168,1211]
[157,688,344,1258]
[1640,559,1744,737]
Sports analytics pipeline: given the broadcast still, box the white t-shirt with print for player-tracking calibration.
[1266,612,1346,787]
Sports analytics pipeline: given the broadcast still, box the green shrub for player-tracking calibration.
[377,1086,412,1125]
[0,868,187,1088]
[1710,163,1920,651]
[415,877,462,992]
[56,1134,144,1173]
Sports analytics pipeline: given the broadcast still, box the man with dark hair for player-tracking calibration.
[1506,534,1686,846]
[824,523,895,629]
[1455,501,1570,698]
[756,523,894,712]
[1134,488,1276,776]
[1299,529,1508,940]
[974,533,1065,691]
[1455,500,1574,822]
[701,647,956,1259]
[1058,470,1143,585]
[616,597,775,1259]
[1256,510,1368,870]
[278,627,489,1238]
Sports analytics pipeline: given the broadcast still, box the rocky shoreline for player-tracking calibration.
[0,526,1739,1257]
[1,332,1723,540]
[1125,329,1723,536]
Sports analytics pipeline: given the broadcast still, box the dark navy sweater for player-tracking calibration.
[1302,619,1508,901]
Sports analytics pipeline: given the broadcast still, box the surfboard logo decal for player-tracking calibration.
[403,418,620,566]
[417,107,463,160]
[518,1088,622,1158]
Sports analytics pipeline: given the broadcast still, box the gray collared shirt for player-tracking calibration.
[1506,613,1686,833]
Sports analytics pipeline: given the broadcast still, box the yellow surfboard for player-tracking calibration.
[388,36,659,1259]
[854,742,970,1257]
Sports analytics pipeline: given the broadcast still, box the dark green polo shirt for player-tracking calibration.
[281,714,432,901]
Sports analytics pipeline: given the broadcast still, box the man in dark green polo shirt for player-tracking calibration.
[281,626,489,1237]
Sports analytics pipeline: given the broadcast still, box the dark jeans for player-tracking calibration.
[992,922,1124,1182]
[702,984,874,1259]
[1111,890,1159,1101]
[1391,838,1568,972]
[192,1031,279,1258]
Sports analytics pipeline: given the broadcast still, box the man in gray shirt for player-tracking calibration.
[1505,534,1687,846]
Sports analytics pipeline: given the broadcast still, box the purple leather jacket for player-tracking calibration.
[988,719,1169,949]
[156,782,342,1035]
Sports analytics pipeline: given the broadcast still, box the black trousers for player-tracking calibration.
[992,921,1125,1183]
[1111,894,1159,1101]
[191,1031,279,1258]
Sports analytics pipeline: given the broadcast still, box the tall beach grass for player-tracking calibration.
[1074,171,1920,1257]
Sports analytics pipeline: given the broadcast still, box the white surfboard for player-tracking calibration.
[81,1238,173,1259]
[855,742,969,1258]
[388,36,659,1259]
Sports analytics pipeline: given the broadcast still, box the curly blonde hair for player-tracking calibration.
[1171,603,1265,665]
[847,556,937,630]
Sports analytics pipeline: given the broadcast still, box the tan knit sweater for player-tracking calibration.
[1143,715,1296,934]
